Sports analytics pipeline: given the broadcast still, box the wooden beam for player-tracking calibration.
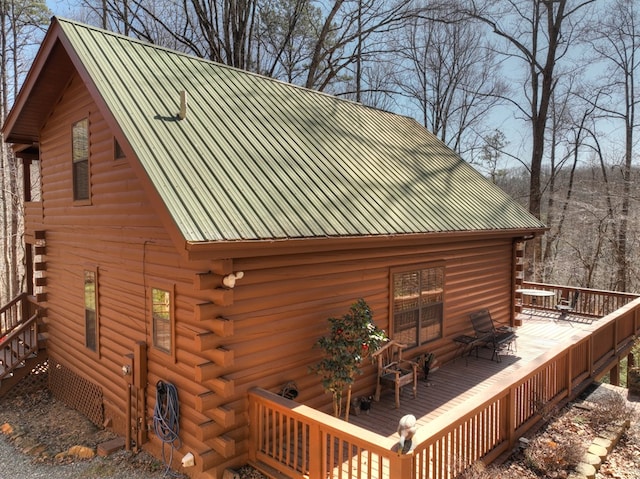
[210,317,233,337]
[198,420,220,442]
[208,377,234,396]
[210,406,235,428]
[210,347,233,367]
[195,273,226,290]
[197,449,217,472]
[195,392,217,412]
[196,362,218,382]
[196,331,217,351]
[195,303,216,322]
[210,259,233,276]
[210,288,233,307]
[211,436,235,458]
[195,396,235,427]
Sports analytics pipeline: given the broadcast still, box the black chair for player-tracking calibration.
[556,290,580,321]
[469,309,517,362]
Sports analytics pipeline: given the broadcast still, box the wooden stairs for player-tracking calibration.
[0,293,47,397]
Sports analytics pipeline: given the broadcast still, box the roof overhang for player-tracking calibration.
[183,227,548,261]
[3,19,73,145]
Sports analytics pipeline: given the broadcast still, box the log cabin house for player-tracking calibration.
[4,16,638,479]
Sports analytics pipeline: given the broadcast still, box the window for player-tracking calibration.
[152,287,173,354]
[114,139,126,160]
[72,118,90,201]
[84,269,98,352]
[392,265,444,348]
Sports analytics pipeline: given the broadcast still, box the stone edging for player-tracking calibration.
[568,418,630,479]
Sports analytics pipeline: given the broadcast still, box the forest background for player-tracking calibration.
[0,0,638,305]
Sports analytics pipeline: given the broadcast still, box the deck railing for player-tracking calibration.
[518,281,639,317]
[248,288,640,479]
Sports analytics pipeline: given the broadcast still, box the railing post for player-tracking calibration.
[247,393,257,464]
[389,451,414,479]
[505,386,516,448]
[566,347,573,398]
[308,421,322,478]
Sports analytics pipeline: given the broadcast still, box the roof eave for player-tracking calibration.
[183,227,548,261]
[3,17,62,143]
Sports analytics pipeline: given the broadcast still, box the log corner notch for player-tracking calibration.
[194,260,244,307]
[195,271,244,292]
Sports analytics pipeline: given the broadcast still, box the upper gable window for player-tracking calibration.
[114,139,126,161]
[391,264,444,348]
[72,118,90,201]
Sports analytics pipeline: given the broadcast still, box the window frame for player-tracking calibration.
[149,283,175,361]
[389,262,445,349]
[83,266,100,355]
[72,117,91,204]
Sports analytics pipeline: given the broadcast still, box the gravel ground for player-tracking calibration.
[0,369,266,479]
[0,371,175,479]
[0,438,166,479]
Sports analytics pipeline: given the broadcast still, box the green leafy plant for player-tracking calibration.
[309,299,387,421]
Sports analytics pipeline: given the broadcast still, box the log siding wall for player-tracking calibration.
[32,72,520,478]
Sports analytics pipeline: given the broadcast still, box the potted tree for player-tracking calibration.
[310,299,387,421]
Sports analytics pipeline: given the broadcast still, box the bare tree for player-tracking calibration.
[254,0,320,82]
[447,0,596,280]
[392,16,506,156]
[0,0,50,304]
[582,0,640,291]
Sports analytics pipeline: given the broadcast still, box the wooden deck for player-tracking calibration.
[349,308,600,440]
[248,291,640,479]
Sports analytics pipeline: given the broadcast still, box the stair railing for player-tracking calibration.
[0,293,42,381]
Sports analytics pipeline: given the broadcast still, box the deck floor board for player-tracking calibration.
[349,310,598,440]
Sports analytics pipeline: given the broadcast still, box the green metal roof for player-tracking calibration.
[56,18,545,242]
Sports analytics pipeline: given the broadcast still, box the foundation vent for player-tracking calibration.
[49,358,104,427]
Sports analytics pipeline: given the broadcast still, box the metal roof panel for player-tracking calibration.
[48,18,546,242]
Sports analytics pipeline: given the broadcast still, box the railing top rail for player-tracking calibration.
[2,311,39,344]
[414,296,640,444]
[0,292,29,315]
[249,388,396,451]
[523,281,640,299]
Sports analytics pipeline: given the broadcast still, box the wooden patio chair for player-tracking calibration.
[469,309,517,362]
[556,290,580,322]
[372,340,418,409]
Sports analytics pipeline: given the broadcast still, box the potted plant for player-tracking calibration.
[310,299,387,421]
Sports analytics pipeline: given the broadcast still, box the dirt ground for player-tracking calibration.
[0,370,638,479]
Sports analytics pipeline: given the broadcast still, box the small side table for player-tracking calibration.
[453,335,482,364]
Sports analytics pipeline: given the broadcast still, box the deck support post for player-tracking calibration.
[610,362,620,386]
[627,352,636,387]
